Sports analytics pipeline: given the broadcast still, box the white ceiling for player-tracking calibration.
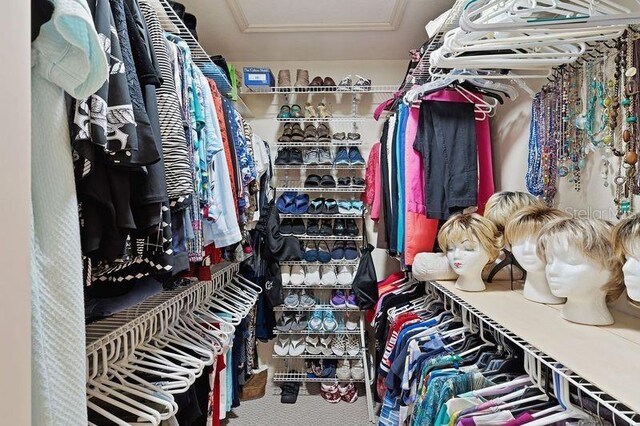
[180,0,454,61]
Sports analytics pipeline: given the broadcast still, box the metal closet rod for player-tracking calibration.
[427,280,640,425]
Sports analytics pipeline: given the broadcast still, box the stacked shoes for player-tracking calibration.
[281,265,356,286]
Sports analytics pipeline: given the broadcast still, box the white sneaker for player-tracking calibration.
[337,266,353,285]
[351,359,365,380]
[290,265,305,285]
[281,265,291,285]
[305,265,321,286]
[320,265,337,286]
[345,312,359,331]
[336,359,351,380]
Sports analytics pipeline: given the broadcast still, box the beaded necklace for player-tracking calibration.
[526,94,544,197]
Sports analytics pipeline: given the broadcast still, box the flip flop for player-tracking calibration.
[320,175,336,188]
[337,200,352,214]
[308,197,325,214]
[291,218,306,235]
[351,200,364,214]
[290,194,309,214]
[322,199,339,214]
[277,191,297,213]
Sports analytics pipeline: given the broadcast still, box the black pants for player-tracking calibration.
[414,100,478,220]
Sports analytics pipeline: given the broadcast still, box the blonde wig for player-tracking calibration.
[438,213,502,264]
[504,206,570,246]
[612,213,640,262]
[537,218,624,303]
[484,191,545,234]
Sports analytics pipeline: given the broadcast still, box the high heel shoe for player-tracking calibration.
[305,102,317,118]
[318,102,332,118]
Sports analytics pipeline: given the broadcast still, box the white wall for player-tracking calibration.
[0,1,31,424]
[235,59,407,279]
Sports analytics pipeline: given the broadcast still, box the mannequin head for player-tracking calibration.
[504,206,569,304]
[438,213,501,291]
[484,191,545,236]
[537,218,624,325]
[612,214,640,302]
[505,206,570,272]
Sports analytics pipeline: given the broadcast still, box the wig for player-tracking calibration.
[504,206,569,246]
[537,218,624,303]
[612,213,640,262]
[438,213,502,264]
[484,191,544,234]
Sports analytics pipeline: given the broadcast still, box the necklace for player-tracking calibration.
[527,94,544,197]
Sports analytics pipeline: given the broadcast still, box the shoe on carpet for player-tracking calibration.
[281,381,300,404]
[339,382,358,403]
[320,382,341,403]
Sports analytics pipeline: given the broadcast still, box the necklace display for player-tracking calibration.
[527,30,640,216]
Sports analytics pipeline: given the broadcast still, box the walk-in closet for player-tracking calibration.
[8,0,640,424]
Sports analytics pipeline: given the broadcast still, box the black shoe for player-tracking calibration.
[289,148,304,165]
[319,219,333,236]
[281,381,300,404]
[280,218,293,235]
[307,219,320,236]
[333,218,346,236]
[275,148,290,165]
[291,218,306,236]
[346,219,359,236]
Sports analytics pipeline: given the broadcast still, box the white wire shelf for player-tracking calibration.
[274,304,361,313]
[274,329,361,335]
[280,213,363,219]
[297,235,362,241]
[275,141,363,147]
[273,372,366,383]
[282,284,353,290]
[272,353,363,360]
[274,164,365,170]
[280,260,360,266]
[241,85,398,94]
[276,117,369,123]
[277,187,365,193]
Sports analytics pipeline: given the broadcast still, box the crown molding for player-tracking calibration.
[225,0,407,33]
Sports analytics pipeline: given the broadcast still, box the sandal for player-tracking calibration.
[319,219,333,236]
[303,124,318,142]
[345,219,359,236]
[320,336,334,356]
[306,336,322,355]
[291,218,306,236]
[317,124,331,142]
[304,174,322,188]
[350,201,364,214]
[345,336,359,356]
[322,199,339,214]
[291,313,308,331]
[276,314,293,332]
[274,336,291,356]
[289,336,306,356]
[347,132,361,141]
[331,335,347,355]
[290,123,304,142]
[320,175,336,188]
[291,194,309,214]
[306,218,320,236]
[318,102,332,118]
[305,102,317,118]
[280,218,293,235]
[290,104,303,118]
[308,197,325,214]
[278,123,293,142]
[337,200,353,214]
[277,105,291,119]
[337,177,351,187]
[276,191,297,213]
[351,177,365,187]
[332,132,346,141]
[333,219,346,236]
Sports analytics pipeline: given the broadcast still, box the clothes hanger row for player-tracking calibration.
[86,271,261,425]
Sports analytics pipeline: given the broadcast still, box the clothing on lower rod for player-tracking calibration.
[414,100,478,220]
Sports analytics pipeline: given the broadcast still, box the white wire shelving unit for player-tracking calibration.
[276,117,369,123]
[280,259,360,266]
[272,353,363,360]
[273,164,366,170]
[274,304,361,313]
[272,371,367,383]
[275,141,363,147]
[296,235,362,241]
[241,85,398,95]
[280,213,364,219]
[274,328,361,335]
[277,187,365,193]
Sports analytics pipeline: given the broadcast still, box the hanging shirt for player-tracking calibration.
[31,0,107,423]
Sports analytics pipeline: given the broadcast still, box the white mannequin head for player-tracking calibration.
[537,218,624,325]
[505,206,569,304]
[438,213,501,292]
[612,214,640,302]
[484,191,545,238]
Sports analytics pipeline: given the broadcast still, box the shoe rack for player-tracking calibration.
[260,86,383,423]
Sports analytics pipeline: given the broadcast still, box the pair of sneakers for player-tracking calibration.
[281,265,304,286]
[284,290,315,308]
[304,265,337,286]
[331,335,360,356]
[308,308,338,332]
[334,147,366,166]
[331,289,358,308]
[320,382,358,403]
[336,359,365,380]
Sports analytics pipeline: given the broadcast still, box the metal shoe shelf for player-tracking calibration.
[276,141,363,147]
[280,213,363,219]
[297,235,362,241]
[241,84,398,95]
[273,353,363,360]
[274,328,361,335]
[283,284,353,290]
[280,259,360,266]
[276,117,369,123]
[277,187,364,193]
[274,304,360,313]
[272,310,375,422]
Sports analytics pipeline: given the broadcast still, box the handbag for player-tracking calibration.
[351,223,378,310]
[256,200,302,262]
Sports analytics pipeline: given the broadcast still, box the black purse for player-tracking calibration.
[351,222,378,310]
